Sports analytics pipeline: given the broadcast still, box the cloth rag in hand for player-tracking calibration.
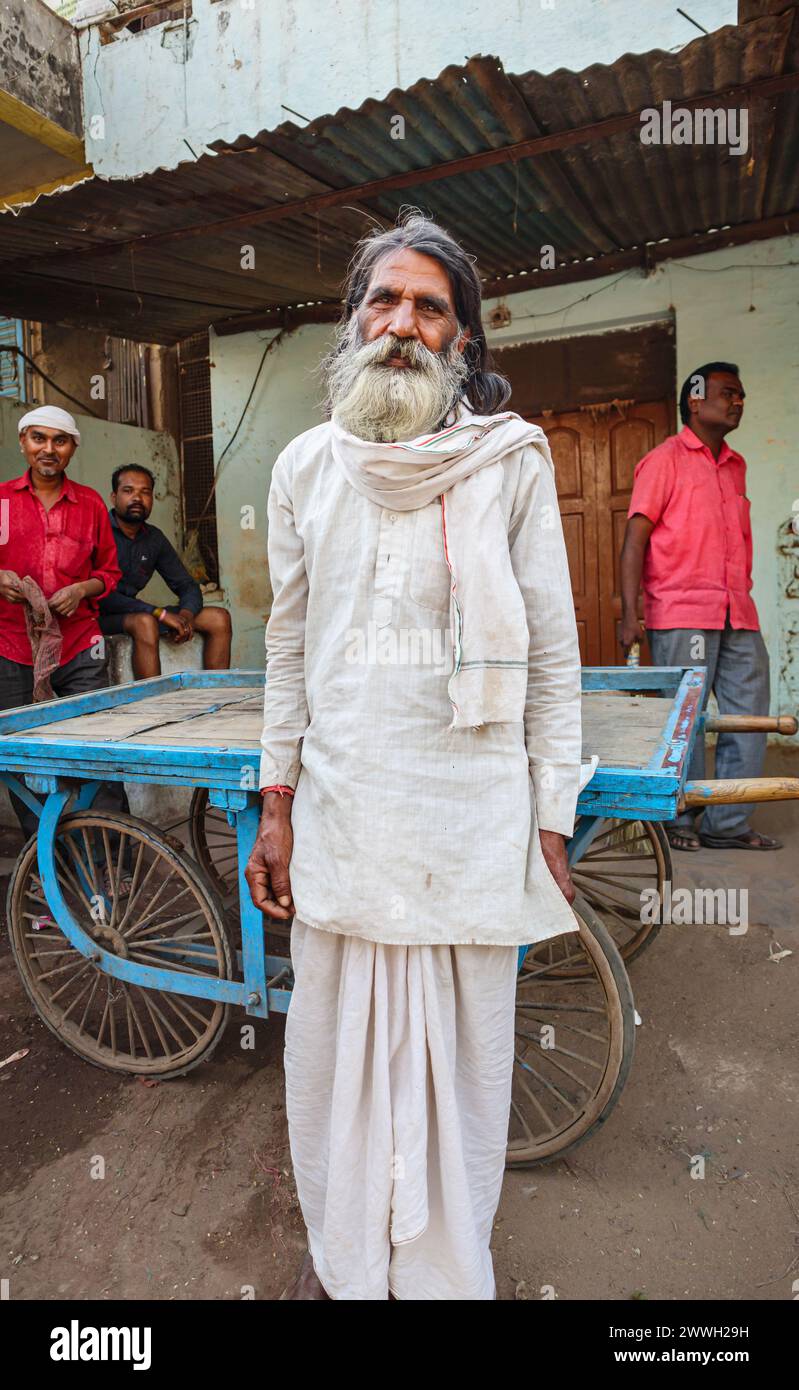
[19,575,63,702]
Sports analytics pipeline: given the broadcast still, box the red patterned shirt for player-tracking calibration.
[0,470,122,667]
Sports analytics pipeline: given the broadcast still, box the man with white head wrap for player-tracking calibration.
[15,405,82,445]
[0,405,128,844]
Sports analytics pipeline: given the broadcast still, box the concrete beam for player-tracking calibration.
[0,0,85,198]
[0,0,83,139]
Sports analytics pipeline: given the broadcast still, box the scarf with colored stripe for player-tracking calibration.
[330,401,556,729]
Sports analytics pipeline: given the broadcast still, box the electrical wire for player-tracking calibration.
[504,271,637,324]
[666,259,798,273]
[0,344,102,417]
[193,328,287,526]
[502,256,797,325]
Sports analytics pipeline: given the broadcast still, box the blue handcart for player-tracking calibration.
[1,666,795,1167]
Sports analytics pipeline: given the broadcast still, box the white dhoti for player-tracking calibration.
[284,918,519,1300]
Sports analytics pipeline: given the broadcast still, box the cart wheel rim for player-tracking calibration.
[552,818,670,973]
[507,894,636,1167]
[188,786,240,899]
[7,812,233,1077]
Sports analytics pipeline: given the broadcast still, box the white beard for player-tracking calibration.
[325,322,469,442]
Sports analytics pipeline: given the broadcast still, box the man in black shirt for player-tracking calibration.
[99,466,232,679]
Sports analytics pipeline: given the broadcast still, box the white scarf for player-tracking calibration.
[330,401,557,729]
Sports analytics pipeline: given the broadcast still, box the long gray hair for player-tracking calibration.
[332,209,512,416]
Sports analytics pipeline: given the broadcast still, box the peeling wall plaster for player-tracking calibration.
[78,0,736,179]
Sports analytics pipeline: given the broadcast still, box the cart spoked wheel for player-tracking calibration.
[507,894,635,1167]
[188,787,240,898]
[187,787,293,955]
[545,818,671,977]
[7,811,234,1078]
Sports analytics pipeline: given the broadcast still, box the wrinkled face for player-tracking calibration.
[20,426,76,480]
[357,248,467,356]
[690,371,745,432]
[325,248,473,442]
[112,469,154,522]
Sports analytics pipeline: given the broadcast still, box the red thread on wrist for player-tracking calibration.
[260,785,295,798]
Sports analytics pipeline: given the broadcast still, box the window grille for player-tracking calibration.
[177,331,219,584]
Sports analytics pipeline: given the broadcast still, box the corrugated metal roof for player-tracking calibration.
[0,9,797,344]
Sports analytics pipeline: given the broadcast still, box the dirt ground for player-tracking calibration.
[1,763,797,1302]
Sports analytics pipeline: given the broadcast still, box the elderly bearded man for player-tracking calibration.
[245,214,583,1301]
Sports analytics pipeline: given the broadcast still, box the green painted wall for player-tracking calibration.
[209,325,331,668]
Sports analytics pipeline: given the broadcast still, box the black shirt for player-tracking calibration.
[99,510,203,617]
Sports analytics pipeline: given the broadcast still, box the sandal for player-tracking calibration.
[698,830,783,851]
[665,827,702,852]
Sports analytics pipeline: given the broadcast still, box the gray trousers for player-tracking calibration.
[0,648,129,841]
[647,617,770,839]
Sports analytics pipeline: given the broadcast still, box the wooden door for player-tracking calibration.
[534,411,601,663]
[529,401,674,664]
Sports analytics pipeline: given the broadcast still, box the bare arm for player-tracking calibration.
[244,792,295,921]
[619,513,654,651]
[245,451,309,921]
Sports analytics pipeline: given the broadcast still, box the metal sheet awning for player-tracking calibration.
[0,9,797,344]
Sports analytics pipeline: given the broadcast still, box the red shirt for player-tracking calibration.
[627,426,758,631]
[0,470,122,668]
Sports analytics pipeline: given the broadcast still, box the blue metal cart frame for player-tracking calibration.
[0,664,708,1021]
[5,661,797,1167]
[3,662,735,1166]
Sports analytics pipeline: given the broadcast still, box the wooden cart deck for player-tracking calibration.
[0,666,706,821]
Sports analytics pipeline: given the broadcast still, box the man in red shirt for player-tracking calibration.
[0,406,128,840]
[619,362,778,852]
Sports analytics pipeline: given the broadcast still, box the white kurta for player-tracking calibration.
[259,409,583,947]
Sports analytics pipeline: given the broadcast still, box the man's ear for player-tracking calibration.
[457,326,472,355]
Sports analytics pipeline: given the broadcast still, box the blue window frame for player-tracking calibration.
[0,317,26,401]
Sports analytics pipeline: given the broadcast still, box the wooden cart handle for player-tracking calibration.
[681,776,799,807]
[703,714,798,734]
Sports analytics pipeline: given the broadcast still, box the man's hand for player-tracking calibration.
[618,514,653,653]
[244,792,295,920]
[49,582,87,617]
[618,614,644,652]
[160,609,193,643]
[539,829,575,905]
[0,570,24,604]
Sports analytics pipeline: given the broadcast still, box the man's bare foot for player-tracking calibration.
[279,1251,331,1300]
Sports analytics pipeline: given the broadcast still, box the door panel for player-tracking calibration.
[595,402,673,663]
[548,425,585,500]
[530,400,674,665]
[539,419,600,664]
